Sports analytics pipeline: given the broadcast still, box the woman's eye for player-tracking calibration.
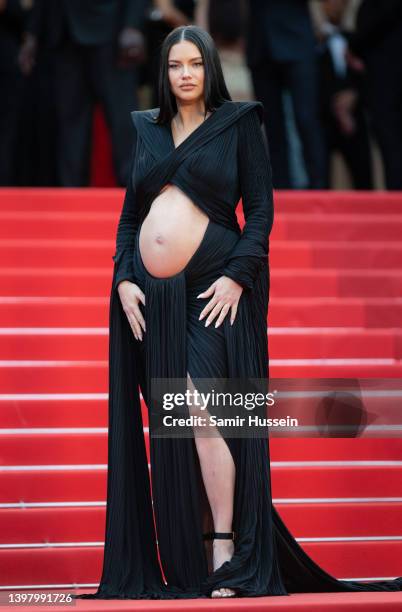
[168,62,203,69]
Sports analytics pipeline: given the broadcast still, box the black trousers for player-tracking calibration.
[51,38,139,186]
[0,70,24,185]
[250,57,328,189]
[365,51,402,190]
[323,109,374,190]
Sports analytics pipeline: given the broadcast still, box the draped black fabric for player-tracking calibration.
[73,100,402,599]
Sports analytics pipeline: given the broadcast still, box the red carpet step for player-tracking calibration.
[2,467,402,504]
[1,297,402,327]
[1,327,402,359]
[1,267,402,298]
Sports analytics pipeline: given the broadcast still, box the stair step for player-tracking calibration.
[272,191,402,215]
[1,541,401,585]
[269,362,402,378]
[0,358,402,394]
[3,239,402,270]
[3,187,402,215]
[1,297,402,328]
[270,214,402,241]
[270,270,402,298]
[2,388,402,430]
[0,435,400,465]
[2,212,402,242]
[1,268,401,298]
[1,503,401,544]
[0,188,122,213]
[270,298,402,327]
[1,328,401,359]
[271,242,402,269]
[2,361,402,395]
[1,466,401,504]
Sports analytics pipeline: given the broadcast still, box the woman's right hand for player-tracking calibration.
[117,281,146,341]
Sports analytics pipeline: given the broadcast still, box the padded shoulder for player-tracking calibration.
[130,107,160,132]
[234,100,264,124]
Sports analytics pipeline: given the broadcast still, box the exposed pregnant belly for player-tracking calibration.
[138,184,210,278]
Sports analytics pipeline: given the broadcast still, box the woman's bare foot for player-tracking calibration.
[211,539,236,598]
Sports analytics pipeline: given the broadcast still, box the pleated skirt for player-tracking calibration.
[130,218,402,597]
[130,218,288,597]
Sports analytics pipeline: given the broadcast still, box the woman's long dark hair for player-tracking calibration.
[156,25,232,124]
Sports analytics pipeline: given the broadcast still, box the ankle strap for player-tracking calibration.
[203,531,235,541]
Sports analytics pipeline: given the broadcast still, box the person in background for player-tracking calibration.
[23,0,148,187]
[0,0,32,185]
[317,0,373,189]
[348,0,402,190]
[197,0,253,101]
[245,0,327,189]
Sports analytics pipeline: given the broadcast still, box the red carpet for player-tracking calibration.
[0,189,401,609]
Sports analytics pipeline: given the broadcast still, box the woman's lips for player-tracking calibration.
[180,84,196,89]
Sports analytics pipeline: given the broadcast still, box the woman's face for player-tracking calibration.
[167,40,205,104]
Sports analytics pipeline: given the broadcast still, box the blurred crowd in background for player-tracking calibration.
[1,0,401,190]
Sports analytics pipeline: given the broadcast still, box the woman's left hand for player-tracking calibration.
[197,276,243,328]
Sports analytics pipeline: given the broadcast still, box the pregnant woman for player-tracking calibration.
[75,26,402,600]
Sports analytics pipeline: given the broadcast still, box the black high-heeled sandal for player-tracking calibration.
[203,531,237,598]
[203,531,235,541]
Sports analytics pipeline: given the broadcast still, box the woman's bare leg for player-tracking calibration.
[187,373,236,597]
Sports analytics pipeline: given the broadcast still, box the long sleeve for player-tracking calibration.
[222,107,273,291]
[112,129,141,291]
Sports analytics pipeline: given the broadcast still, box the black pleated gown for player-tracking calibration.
[74,100,402,599]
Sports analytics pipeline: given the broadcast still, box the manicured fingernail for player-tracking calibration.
[205,320,210,327]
